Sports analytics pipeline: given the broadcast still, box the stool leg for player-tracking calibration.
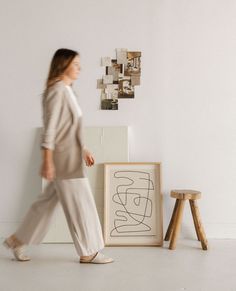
[189,200,208,250]
[169,199,185,250]
[189,200,201,241]
[164,199,180,241]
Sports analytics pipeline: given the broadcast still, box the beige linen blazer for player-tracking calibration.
[40,80,87,179]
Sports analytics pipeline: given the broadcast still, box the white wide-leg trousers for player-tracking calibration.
[13,177,105,256]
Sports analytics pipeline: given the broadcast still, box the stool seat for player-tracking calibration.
[164,189,208,250]
[171,189,201,200]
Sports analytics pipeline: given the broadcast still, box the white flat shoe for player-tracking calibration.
[80,252,114,264]
[3,239,31,262]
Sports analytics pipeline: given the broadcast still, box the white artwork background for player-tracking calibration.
[106,164,162,244]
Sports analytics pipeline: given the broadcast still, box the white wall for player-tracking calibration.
[0,0,235,239]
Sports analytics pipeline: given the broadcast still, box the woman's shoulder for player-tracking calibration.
[48,80,67,92]
[42,80,68,104]
[43,80,67,96]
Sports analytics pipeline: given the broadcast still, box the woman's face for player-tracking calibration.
[63,55,81,80]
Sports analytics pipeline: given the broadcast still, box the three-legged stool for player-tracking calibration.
[164,189,208,250]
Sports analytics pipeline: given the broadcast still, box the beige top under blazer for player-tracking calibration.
[40,80,87,179]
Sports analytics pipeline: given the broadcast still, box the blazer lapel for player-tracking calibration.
[56,80,80,120]
[64,87,78,120]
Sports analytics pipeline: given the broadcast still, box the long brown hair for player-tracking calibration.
[44,48,79,94]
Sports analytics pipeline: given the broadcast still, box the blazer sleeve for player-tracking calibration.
[77,117,87,152]
[73,87,87,152]
[41,87,64,150]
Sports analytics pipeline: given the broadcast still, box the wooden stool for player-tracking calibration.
[164,189,208,250]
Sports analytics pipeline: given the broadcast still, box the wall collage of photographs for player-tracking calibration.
[97,48,141,110]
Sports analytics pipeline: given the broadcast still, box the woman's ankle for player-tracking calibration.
[80,252,98,260]
[6,234,24,249]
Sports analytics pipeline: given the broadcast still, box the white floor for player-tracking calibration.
[1,239,236,291]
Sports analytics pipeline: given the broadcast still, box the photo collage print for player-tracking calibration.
[97,48,142,110]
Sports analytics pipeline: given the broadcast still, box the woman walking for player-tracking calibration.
[3,48,114,264]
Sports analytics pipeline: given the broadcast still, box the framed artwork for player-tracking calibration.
[104,162,163,246]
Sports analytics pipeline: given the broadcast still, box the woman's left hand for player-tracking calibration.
[82,148,95,167]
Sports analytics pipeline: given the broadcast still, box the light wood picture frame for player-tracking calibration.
[104,162,163,246]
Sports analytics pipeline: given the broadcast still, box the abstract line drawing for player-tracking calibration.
[104,163,163,246]
[110,170,154,237]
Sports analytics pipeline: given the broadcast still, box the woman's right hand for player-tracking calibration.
[40,148,55,181]
[40,161,55,181]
